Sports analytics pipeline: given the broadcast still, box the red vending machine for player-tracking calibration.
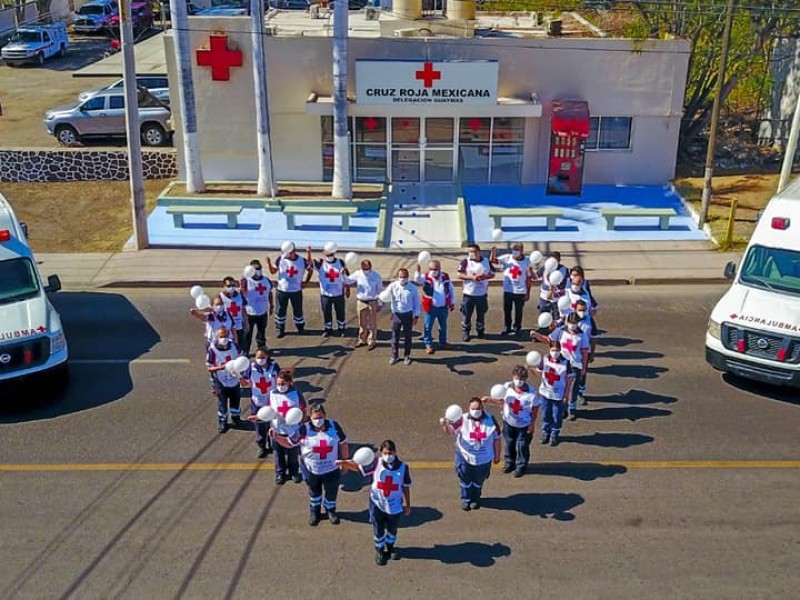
[547,100,590,195]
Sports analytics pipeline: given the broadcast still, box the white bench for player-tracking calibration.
[600,208,677,231]
[283,205,358,231]
[166,205,243,229]
[488,208,564,232]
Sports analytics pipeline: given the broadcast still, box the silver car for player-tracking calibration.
[44,89,172,147]
[77,75,169,103]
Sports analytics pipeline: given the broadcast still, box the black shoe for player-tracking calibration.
[476,331,486,339]
[469,501,480,510]
[218,421,227,434]
[375,549,388,566]
[540,434,550,445]
[275,474,287,485]
[338,329,346,338]
[296,326,305,334]
[568,411,577,422]
[322,330,331,339]
[461,503,471,511]
[461,332,471,342]
[276,330,285,339]
[502,464,514,474]
[386,543,399,561]
[231,415,242,427]
[513,469,525,478]
[309,512,321,527]
[499,328,510,336]
[511,327,521,336]
[257,447,269,460]
[292,473,303,484]
[550,435,560,447]
[580,394,588,406]
[327,511,340,525]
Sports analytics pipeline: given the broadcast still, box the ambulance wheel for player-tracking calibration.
[55,125,79,146]
[141,123,166,147]
[37,52,45,66]
[59,44,67,58]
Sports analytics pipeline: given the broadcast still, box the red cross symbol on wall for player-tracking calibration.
[467,118,483,131]
[255,283,267,294]
[561,336,578,354]
[469,426,487,443]
[544,367,561,386]
[255,377,272,395]
[416,62,441,88]
[286,265,298,278]
[364,117,378,130]
[377,475,399,497]
[196,35,243,82]
[508,265,522,280]
[325,269,340,283]
[312,439,334,459]
[276,401,291,418]
[507,397,523,415]
[227,302,241,318]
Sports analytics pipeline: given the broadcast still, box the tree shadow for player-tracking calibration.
[528,462,627,481]
[482,492,584,520]
[578,406,672,422]
[592,350,665,360]
[590,364,669,380]
[336,506,444,528]
[721,373,800,406]
[400,542,511,566]
[595,337,643,348]
[589,389,678,406]
[562,432,654,448]
[0,291,160,422]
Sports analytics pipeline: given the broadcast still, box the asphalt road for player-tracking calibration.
[0,285,798,599]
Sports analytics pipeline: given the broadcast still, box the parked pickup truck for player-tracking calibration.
[0,23,69,66]
[72,0,118,34]
[107,1,154,33]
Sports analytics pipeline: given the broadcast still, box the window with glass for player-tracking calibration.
[354,117,386,182]
[740,244,800,295]
[586,117,632,151]
[458,117,524,183]
[0,258,39,305]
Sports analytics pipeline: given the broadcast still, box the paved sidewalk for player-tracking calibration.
[38,240,740,289]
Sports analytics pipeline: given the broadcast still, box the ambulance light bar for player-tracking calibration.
[0,229,11,242]
[771,217,790,230]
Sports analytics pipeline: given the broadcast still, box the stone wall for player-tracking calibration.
[0,149,178,182]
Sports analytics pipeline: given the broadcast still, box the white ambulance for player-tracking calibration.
[0,193,69,387]
[705,177,800,388]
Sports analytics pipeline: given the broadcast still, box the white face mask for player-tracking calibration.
[311,418,325,428]
[363,269,371,275]
[398,278,408,286]
[512,249,522,258]
[513,378,524,389]
[216,338,230,348]
[255,358,267,366]
[576,310,587,319]
[325,255,336,263]
[571,284,582,293]
[214,306,225,315]
[383,453,396,465]
[429,270,439,278]
[276,384,289,393]
[549,350,560,359]
[253,268,262,277]
[469,409,482,419]
[568,323,579,332]
[469,253,479,261]
[226,286,236,293]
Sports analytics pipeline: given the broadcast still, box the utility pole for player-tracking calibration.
[120,0,149,249]
[777,95,800,194]
[250,0,276,198]
[698,0,737,227]
[331,0,351,199]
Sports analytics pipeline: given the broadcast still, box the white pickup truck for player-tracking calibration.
[0,22,69,66]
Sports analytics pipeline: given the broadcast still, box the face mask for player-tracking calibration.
[512,249,522,258]
[253,268,262,277]
[383,454,396,465]
[276,384,288,393]
[470,253,479,261]
[398,278,408,286]
[325,255,336,263]
[255,358,267,366]
[550,350,560,359]
[469,409,482,419]
[576,310,587,319]
[429,270,439,278]
[226,286,236,293]
[568,323,579,332]
[571,284,582,293]
[311,418,325,428]
[513,378,524,389]
[217,338,230,348]
[363,269,371,275]
[214,306,225,315]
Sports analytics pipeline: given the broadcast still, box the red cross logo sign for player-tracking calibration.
[416,62,441,88]
[469,426,487,443]
[364,116,379,130]
[36,326,47,333]
[285,265,298,278]
[277,401,292,418]
[325,269,340,283]
[255,283,267,294]
[544,367,561,386]
[377,475,400,497]
[508,265,522,280]
[196,35,243,81]
[507,397,523,415]
[227,302,241,318]
[255,378,272,395]
[561,336,578,354]
[312,439,334,460]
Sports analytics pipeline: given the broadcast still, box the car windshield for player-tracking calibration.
[10,31,40,43]
[0,257,40,305]
[78,5,104,14]
[740,244,800,295]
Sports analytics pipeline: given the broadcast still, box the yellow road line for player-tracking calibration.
[0,460,798,472]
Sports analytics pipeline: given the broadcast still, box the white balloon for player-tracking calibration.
[190,285,205,299]
[324,241,338,254]
[491,228,503,241]
[243,265,256,279]
[281,240,295,254]
[444,404,463,423]
[557,295,571,311]
[490,384,507,400]
[284,407,303,426]
[195,294,211,310]
[538,312,553,329]
[417,250,431,265]
[352,447,375,467]
[344,251,358,266]
[225,360,238,375]
[378,288,392,303]
[529,250,543,265]
[548,270,564,286]
[544,257,558,274]
[526,350,542,367]
[257,406,278,422]
[232,356,250,374]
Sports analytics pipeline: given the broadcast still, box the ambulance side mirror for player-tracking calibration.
[723,261,736,280]
[45,274,62,293]
[20,221,29,239]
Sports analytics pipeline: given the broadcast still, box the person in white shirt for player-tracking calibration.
[414,259,455,355]
[349,259,383,350]
[490,242,533,337]
[219,276,249,349]
[457,244,495,342]
[265,243,312,338]
[240,259,274,354]
[387,268,420,366]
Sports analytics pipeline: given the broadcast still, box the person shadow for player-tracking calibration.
[481,492,584,521]
[413,354,499,376]
[335,506,444,528]
[400,542,511,566]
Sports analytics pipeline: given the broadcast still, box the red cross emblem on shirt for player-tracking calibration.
[416,62,441,88]
[561,336,578,354]
[469,425,487,443]
[507,397,523,415]
[325,269,340,283]
[276,401,291,418]
[254,377,271,395]
[312,438,334,459]
[227,302,241,318]
[376,475,399,497]
[508,265,522,280]
[544,366,561,386]
[285,265,298,278]
[196,35,243,82]
[255,283,267,294]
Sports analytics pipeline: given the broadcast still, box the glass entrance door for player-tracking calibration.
[390,117,455,183]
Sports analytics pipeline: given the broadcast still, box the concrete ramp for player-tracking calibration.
[387,183,463,249]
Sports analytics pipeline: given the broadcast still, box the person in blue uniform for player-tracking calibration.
[338,440,412,566]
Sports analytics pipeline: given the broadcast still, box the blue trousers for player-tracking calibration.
[369,501,402,550]
[541,396,564,437]
[502,423,532,470]
[568,366,584,411]
[455,453,491,505]
[423,306,449,347]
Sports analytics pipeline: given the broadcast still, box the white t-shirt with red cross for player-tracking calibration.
[496,253,531,295]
